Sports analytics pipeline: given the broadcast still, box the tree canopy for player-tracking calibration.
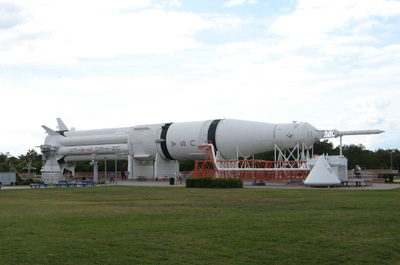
[253,140,398,170]
[0,149,42,174]
[1,141,399,173]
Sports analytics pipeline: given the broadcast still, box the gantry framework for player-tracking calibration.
[194,143,310,182]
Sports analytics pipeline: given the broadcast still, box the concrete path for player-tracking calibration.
[2,180,400,190]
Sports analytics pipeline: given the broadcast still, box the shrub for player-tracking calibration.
[185,178,195,187]
[378,173,394,183]
[186,178,243,188]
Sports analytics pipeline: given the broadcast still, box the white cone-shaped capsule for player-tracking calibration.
[305,155,341,186]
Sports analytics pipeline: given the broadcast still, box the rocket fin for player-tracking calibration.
[42,125,60,136]
[57,118,69,132]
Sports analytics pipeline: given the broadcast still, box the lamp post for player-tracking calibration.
[115,155,118,186]
[104,157,107,186]
[91,153,98,183]
[391,151,393,170]
[114,153,126,186]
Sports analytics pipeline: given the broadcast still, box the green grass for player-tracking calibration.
[1,186,399,264]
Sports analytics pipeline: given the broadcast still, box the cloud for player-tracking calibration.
[212,16,243,30]
[153,0,182,8]
[224,0,257,7]
[1,1,399,155]
[349,96,389,126]
[269,0,400,52]
[224,0,246,7]
[0,2,212,64]
[0,2,24,30]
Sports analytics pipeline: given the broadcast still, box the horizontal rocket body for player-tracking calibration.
[40,118,385,181]
[163,119,277,160]
[43,119,323,162]
[162,119,321,160]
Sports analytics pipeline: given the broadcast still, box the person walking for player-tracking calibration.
[110,172,115,183]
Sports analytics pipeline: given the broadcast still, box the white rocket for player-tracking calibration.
[40,118,383,182]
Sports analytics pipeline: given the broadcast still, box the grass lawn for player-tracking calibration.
[0,186,399,264]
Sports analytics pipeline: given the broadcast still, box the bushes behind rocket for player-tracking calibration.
[186,177,243,188]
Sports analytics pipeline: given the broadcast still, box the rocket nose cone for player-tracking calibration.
[275,122,322,149]
[301,122,323,146]
[275,122,322,148]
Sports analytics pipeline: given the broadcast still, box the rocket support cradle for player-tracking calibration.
[40,118,383,183]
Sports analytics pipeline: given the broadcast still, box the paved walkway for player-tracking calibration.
[111,180,400,190]
[2,180,400,190]
[244,182,400,190]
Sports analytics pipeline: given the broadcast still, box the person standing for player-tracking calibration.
[174,172,178,185]
[354,165,361,178]
[110,172,115,183]
[354,165,361,186]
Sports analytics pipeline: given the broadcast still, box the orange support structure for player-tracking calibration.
[194,143,309,182]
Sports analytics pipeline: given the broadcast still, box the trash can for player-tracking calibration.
[169,177,175,185]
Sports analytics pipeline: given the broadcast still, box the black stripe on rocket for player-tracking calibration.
[160,123,175,160]
[207,119,221,153]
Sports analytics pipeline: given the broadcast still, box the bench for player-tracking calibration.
[85,181,97,187]
[30,182,48,188]
[54,181,69,188]
[54,180,97,188]
[75,181,87,187]
[347,178,373,187]
[251,181,266,186]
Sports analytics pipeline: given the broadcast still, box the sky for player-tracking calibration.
[1,0,400,157]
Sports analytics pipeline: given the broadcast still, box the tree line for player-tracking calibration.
[253,140,399,170]
[0,150,128,175]
[315,140,399,170]
[0,150,42,175]
[1,140,399,174]
[168,140,400,171]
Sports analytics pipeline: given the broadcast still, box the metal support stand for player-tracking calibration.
[104,157,107,186]
[91,153,98,183]
[115,156,118,186]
